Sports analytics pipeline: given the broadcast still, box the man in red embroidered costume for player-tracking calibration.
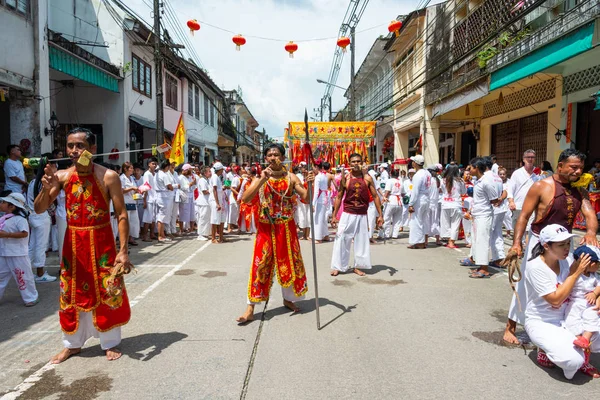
[35,128,131,363]
[236,143,314,324]
[502,149,599,348]
[330,153,383,277]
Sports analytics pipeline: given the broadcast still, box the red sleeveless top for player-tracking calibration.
[531,178,583,234]
[343,174,370,215]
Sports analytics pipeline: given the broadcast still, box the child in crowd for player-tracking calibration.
[565,245,600,349]
[0,193,39,306]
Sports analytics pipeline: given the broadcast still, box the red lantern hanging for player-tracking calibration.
[232,34,246,51]
[388,20,403,37]
[337,36,351,52]
[285,41,298,58]
[187,19,200,35]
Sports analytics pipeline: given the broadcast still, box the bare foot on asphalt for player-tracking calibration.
[50,348,81,364]
[353,268,366,276]
[236,306,255,324]
[330,270,339,276]
[106,348,122,361]
[503,327,521,346]
[283,300,300,313]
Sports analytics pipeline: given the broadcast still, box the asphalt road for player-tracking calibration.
[1,230,599,399]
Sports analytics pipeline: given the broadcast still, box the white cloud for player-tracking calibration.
[127,0,419,138]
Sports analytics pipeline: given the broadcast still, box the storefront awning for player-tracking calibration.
[433,81,488,117]
[49,45,120,93]
[129,114,156,130]
[490,23,594,91]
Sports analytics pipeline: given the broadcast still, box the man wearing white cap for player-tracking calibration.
[210,162,226,243]
[295,162,310,240]
[195,166,212,240]
[383,169,403,239]
[312,161,332,243]
[379,163,390,182]
[407,155,431,249]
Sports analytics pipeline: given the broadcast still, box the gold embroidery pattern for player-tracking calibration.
[86,204,108,221]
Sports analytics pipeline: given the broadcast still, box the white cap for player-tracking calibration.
[299,161,307,166]
[380,163,389,168]
[213,162,224,171]
[410,155,425,166]
[408,168,416,173]
[0,192,27,209]
[539,224,576,245]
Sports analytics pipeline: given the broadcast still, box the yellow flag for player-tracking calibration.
[165,113,185,165]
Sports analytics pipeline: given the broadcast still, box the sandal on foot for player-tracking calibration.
[469,271,491,279]
[460,258,476,266]
[580,363,600,378]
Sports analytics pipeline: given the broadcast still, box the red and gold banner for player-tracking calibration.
[287,121,376,166]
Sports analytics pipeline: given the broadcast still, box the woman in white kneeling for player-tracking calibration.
[524,224,600,379]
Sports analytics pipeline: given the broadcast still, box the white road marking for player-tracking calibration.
[1,241,211,400]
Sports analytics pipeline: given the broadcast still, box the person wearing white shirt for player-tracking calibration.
[425,167,442,245]
[491,155,499,175]
[294,164,310,239]
[465,158,501,278]
[523,225,600,379]
[141,157,158,242]
[312,162,332,243]
[407,155,431,249]
[227,167,242,233]
[27,177,55,282]
[440,165,466,248]
[195,166,212,240]
[487,159,507,268]
[168,163,181,237]
[120,162,140,245]
[177,164,196,233]
[55,189,67,262]
[499,171,513,236]
[379,163,390,182]
[133,165,145,231]
[382,169,403,239]
[508,149,537,232]
[155,160,174,242]
[210,162,226,243]
[400,169,414,229]
[0,193,38,306]
[3,145,27,193]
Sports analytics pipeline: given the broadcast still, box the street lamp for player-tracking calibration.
[316,79,347,91]
[44,111,59,136]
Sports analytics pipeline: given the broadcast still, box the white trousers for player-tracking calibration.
[295,203,310,229]
[462,218,472,245]
[178,200,194,224]
[62,311,121,350]
[156,197,173,224]
[367,202,378,239]
[196,205,211,236]
[383,204,402,239]
[57,217,67,262]
[239,210,256,233]
[143,202,157,224]
[426,203,441,236]
[408,199,429,245]
[50,225,58,252]
[441,208,462,240]
[401,203,410,227]
[331,213,371,272]
[525,319,600,379]
[490,212,506,261]
[169,200,179,233]
[312,201,329,240]
[127,207,140,238]
[28,214,51,269]
[228,201,240,225]
[503,210,513,231]
[209,201,226,225]
[471,214,492,266]
[247,285,304,304]
[0,256,38,303]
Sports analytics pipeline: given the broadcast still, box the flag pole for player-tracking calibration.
[304,109,321,330]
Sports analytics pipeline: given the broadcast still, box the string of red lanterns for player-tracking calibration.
[185,18,403,56]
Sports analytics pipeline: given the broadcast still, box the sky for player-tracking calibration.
[127,0,422,140]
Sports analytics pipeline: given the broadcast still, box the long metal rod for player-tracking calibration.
[45,147,161,163]
[304,109,321,330]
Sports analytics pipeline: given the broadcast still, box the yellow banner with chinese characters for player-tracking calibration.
[165,113,185,165]
[288,121,376,140]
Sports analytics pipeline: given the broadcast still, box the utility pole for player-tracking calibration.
[153,0,164,147]
[349,26,356,121]
[320,98,324,122]
[329,96,332,121]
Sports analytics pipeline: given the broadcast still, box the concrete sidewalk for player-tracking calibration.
[1,231,599,399]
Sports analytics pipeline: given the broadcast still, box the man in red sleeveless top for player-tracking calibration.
[236,143,314,324]
[35,128,132,363]
[330,153,383,276]
[503,149,599,345]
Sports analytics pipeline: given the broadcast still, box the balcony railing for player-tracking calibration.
[425,63,487,104]
[487,0,600,71]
